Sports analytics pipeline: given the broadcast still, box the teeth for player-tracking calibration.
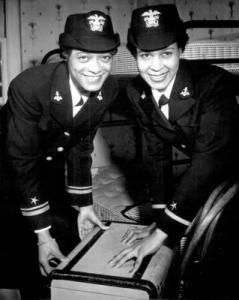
[86,76,100,82]
[149,74,166,81]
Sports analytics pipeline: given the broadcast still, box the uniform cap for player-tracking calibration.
[128,4,184,51]
[59,11,120,53]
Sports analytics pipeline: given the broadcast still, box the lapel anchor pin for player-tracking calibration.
[141,91,146,99]
[53,91,63,102]
[180,87,190,97]
[97,91,103,101]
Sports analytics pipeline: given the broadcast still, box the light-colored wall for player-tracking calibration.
[20,0,137,70]
[5,0,239,76]
[0,0,21,104]
[5,0,22,83]
[3,0,239,168]
[0,0,5,37]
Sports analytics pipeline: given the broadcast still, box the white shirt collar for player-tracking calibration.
[69,76,88,106]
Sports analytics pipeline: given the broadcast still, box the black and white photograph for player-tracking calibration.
[0,0,239,299]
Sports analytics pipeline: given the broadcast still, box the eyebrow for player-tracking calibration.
[163,46,176,51]
[137,45,176,53]
[75,51,88,54]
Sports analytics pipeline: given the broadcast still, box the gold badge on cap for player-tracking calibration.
[142,10,161,28]
[88,14,106,32]
[180,87,190,97]
[97,91,103,101]
[53,91,63,102]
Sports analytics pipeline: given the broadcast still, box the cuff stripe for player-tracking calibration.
[67,185,92,190]
[165,208,190,226]
[21,201,49,212]
[67,187,92,195]
[21,203,50,217]
[152,204,166,209]
[34,226,52,233]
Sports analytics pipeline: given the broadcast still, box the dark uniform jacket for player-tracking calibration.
[127,59,239,239]
[5,61,119,231]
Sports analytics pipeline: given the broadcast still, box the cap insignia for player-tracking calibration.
[88,14,106,32]
[53,91,63,102]
[142,10,161,28]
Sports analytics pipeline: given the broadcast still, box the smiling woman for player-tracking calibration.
[66,50,114,94]
[136,44,180,91]
[3,10,121,287]
[110,5,239,288]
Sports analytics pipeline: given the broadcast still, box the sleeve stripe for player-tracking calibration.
[34,226,52,233]
[67,185,92,195]
[152,204,166,209]
[20,201,49,212]
[21,203,50,217]
[67,185,92,190]
[165,208,190,226]
[67,188,92,195]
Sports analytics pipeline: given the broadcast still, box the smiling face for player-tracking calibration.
[136,42,181,92]
[67,50,113,94]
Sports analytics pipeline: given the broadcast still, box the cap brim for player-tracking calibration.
[128,29,178,51]
[59,33,120,53]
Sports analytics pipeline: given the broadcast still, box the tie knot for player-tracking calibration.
[158,94,169,107]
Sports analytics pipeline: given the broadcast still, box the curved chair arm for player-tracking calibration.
[41,48,62,64]
[180,181,239,278]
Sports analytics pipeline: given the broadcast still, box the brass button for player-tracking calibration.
[57,147,64,152]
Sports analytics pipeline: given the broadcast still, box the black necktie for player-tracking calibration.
[75,97,84,107]
[158,94,169,108]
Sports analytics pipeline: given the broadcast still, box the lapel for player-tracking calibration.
[50,62,73,130]
[134,77,175,131]
[73,88,107,127]
[169,60,196,122]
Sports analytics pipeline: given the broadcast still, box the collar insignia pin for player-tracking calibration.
[180,87,190,97]
[170,202,177,210]
[97,91,103,101]
[53,91,63,102]
[30,196,39,206]
[141,91,146,99]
